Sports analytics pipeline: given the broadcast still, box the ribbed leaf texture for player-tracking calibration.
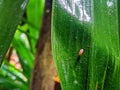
[52,0,120,90]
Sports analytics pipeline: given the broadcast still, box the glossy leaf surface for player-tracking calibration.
[52,0,120,90]
[0,0,28,65]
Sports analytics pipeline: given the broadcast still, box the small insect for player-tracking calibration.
[79,49,84,56]
[75,49,84,65]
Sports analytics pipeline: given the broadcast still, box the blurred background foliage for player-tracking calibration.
[0,0,45,89]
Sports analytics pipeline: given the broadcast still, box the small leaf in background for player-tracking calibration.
[27,0,45,53]
[0,60,28,90]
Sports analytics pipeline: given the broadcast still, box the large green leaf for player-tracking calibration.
[52,0,120,90]
[0,0,28,65]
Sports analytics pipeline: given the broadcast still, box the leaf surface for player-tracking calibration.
[0,0,28,65]
[52,0,120,90]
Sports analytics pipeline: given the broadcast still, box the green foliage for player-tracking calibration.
[0,61,28,90]
[52,0,120,90]
[27,0,45,53]
[0,0,28,65]
[0,0,44,90]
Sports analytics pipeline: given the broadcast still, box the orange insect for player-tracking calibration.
[75,49,84,65]
[79,49,84,56]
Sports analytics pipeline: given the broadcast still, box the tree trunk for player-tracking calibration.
[30,0,57,90]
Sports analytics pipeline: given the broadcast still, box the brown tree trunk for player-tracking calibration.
[30,0,57,90]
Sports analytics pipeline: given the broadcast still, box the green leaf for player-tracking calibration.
[0,0,28,65]
[26,0,45,53]
[12,35,34,79]
[52,0,120,90]
[0,63,28,90]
